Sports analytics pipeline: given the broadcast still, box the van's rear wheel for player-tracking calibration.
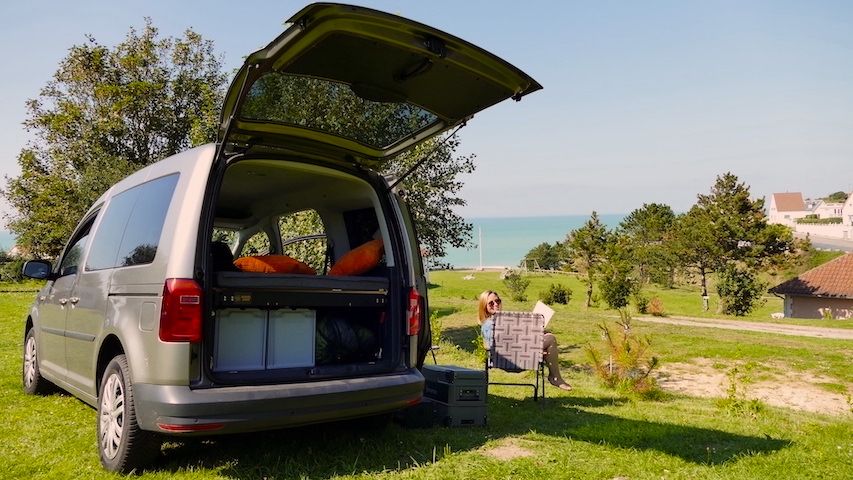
[97,355,160,473]
[22,328,53,395]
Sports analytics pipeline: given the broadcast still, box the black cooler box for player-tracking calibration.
[422,364,487,427]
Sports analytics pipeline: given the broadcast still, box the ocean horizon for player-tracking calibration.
[439,214,624,269]
[0,214,627,265]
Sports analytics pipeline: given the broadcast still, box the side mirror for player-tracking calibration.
[22,260,54,280]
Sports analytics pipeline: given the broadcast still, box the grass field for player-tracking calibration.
[1,273,851,479]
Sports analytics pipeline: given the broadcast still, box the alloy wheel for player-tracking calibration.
[99,373,125,460]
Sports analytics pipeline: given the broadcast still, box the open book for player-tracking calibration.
[532,301,555,328]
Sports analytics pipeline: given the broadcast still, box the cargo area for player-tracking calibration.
[202,158,407,385]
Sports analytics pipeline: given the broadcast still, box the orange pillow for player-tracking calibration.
[234,255,316,275]
[328,239,384,276]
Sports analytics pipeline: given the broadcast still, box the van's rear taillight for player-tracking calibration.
[159,278,203,343]
[406,288,422,336]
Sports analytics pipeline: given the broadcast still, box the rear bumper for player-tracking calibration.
[134,369,424,435]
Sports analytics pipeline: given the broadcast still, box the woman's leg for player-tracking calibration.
[543,333,572,390]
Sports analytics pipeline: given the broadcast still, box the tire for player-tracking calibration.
[97,355,160,473]
[22,328,53,395]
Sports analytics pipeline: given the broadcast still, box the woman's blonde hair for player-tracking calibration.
[477,290,499,323]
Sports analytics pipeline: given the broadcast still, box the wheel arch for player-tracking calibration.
[96,335,125,394]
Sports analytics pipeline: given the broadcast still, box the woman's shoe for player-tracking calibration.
[549,377,572,391]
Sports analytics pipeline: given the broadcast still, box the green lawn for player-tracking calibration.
[1,275,851,479]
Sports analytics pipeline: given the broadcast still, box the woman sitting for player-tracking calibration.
[478,290,572,391]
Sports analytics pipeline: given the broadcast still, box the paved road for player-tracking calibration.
[794,233,853,252]
[636,315,853,340]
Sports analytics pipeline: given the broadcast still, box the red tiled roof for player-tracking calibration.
[770,253,853,298]
[771,192,806,212]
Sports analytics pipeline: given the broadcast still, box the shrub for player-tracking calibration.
[716,264,766,316]
[0,258,26,282]
[540,283,572,305]
[633,292,649,314]
[648,297,665,316]
[717,363,765,417]
[585,309,661,398]
[502,269,530,302]
[429,310,443,345]
[599,274,634,309]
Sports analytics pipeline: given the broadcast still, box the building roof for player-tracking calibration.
[770,253,853,298]
[771,192,806,212]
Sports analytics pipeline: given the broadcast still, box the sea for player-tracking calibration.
[0,214,627,266]
[439,214,624,269]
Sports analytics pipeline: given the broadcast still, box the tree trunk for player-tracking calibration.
[700,267,709,311]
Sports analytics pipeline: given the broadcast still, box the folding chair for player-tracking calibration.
[485,311,546,401]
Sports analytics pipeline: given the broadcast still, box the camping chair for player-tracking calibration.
[485,311,546,401]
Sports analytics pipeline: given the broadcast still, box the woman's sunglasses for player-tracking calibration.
[488,299,502,307]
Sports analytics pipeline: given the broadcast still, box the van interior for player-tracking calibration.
[205,158,401,384]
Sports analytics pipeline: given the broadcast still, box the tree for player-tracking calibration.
[619,203,676,287]
[381,136,476,265]
[716,263,766,316]
[671,206,723,310]
[674,172,796,312]
[523,241,563,270]
[598,233,636,309]
[824,191,849,203]
[566,211,609,307]
[3,20,226,257]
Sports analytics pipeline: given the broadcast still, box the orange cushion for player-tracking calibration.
[328,239,384,276]
[234,255,316,275]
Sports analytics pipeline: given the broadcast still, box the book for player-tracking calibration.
[532,301,555,327]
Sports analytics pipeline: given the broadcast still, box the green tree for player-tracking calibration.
[824,191,849,203]
[3,20,226,257]
[598,233,636,309]
[716,263,766,316]
[619,203,677,287]
[382,136,476,265]
[671,207,722,310]
[566,211,609,307]
[674,172,796,312]
[523,241,563,270]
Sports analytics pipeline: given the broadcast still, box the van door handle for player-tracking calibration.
[59,298,68,305]
[69,297,80,305]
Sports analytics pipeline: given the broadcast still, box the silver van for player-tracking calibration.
[21,3,540,473]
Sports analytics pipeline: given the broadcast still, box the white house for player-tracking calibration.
[844,194,853,227]
[768,192,809,227]
[812,199,844,219]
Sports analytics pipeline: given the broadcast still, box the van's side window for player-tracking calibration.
[86,174,179,271]
[58,216,96,277]
[241,232,270,257]
[279,209,326,272]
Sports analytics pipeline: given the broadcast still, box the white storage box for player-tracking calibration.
[214,309,267,371]
[267,309,316,368]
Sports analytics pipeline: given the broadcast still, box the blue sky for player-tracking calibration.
[1,0,852,219]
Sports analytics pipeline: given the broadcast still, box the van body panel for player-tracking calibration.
[133,369,424,434]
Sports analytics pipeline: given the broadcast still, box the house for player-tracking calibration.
[769,253,853,319]
[767,192,809,227]
[811,199,844,219]
[844,194,853,227]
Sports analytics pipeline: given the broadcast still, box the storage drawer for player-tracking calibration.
[213,308,316,372]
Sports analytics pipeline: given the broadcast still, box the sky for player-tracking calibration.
[1,0,852,220]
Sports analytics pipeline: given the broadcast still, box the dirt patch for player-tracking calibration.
[656,358,852,416]
[481,438,536,461]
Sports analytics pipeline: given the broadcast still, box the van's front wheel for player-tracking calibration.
[97,355,160,473]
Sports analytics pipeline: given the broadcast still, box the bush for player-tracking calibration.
[648,297,665,316]
[716,264,766,316]
[633,292,649,314]
[585,309,661,398]
[599,274,634,309]
[502,269,530,301]
[0,258,26,282]
[540,283,572,305]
